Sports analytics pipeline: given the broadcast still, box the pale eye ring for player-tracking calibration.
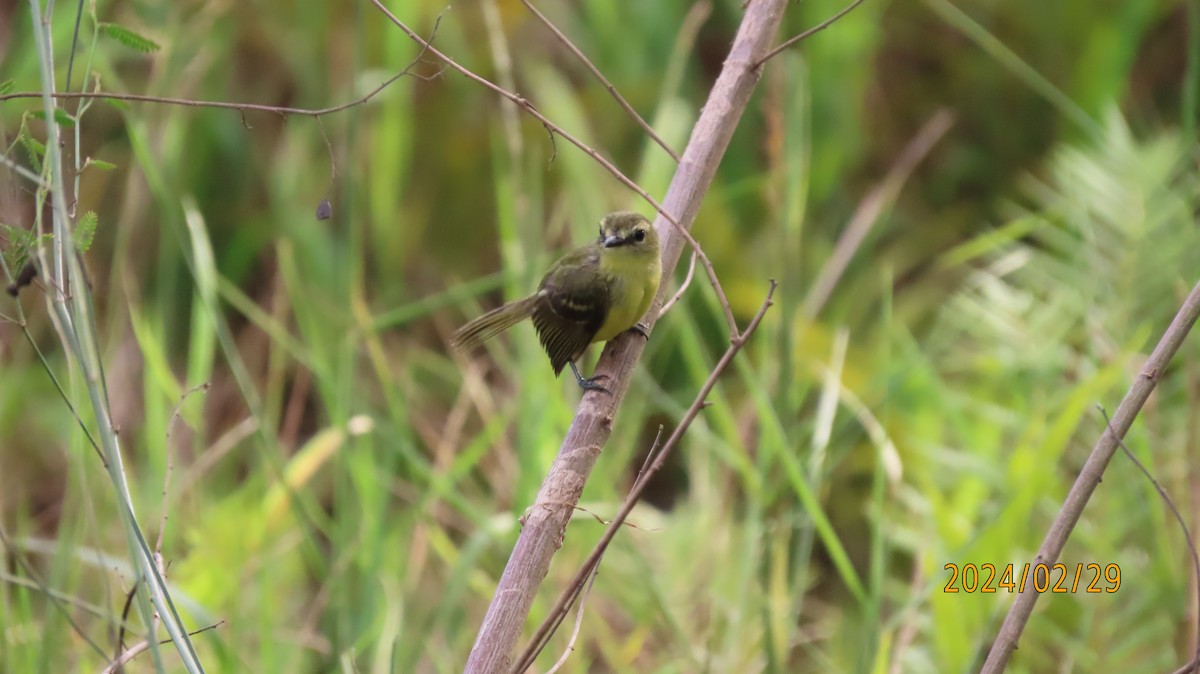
[634,229,646,242]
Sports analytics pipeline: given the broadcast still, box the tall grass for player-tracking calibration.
[1,0,1196,672]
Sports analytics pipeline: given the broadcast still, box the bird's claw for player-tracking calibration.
[569,362,611,393]
[631,322,651,339]
[577,374,610,393]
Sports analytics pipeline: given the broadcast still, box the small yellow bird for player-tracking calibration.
[452,211,662,391]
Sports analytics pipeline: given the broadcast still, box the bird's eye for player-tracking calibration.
[634,229,646,242]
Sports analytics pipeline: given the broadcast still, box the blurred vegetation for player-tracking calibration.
[1,0,1198,672]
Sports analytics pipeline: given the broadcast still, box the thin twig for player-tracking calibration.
[980,278,1200,673]
[657,250,698,319]
[543,565,601,674]
[141,383,207,662]
[0,13,446,117]
[518,426,665,670]
[0,71,440,114]
[521,0,680,162]
[634,425,666,490]
[21,327,107,465]
[512,281,776,673]
[367,0,741,337]
[63,0,86,94]
[160,382,210,555]
[113,580,139,674]
[101,621,225,674]
[1101,406,1200,672]
[756,0,867,67]
[315,116,337,183]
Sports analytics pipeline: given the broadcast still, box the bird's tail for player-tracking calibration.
[450,295,540,352]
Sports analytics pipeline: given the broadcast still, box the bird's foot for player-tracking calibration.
[577,374,611,393]
[631,322,651,339]
[570,362,611,393]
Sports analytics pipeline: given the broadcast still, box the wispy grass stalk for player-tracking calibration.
[25,0,205,671]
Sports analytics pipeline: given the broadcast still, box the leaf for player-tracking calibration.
[99,23,161,53]
[20,135,45,169]
[86,158,118,171]
[75,211,98,253]
[0,224,30,266]
[0,80,13,95]
[16,119,45,173]
[31,108,76,127]
[0,224,49,271]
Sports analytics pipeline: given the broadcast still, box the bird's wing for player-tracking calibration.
[532,248,612,375]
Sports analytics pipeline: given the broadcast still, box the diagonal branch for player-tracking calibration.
[980,278,1200,673]
[459,2,791,671]
[512,281,776,672]
[520,0,681,163]
[538,426,663,673]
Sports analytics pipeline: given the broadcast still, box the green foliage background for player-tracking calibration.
[1,0,1198,672]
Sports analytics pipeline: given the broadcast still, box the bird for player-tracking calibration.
[451,211,662,391]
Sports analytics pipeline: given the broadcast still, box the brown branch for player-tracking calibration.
[513,426,665,670]
[367,0,741,337]
[756,0,867,66]
[512,281,776,673]
[457,4,790,669]
[535,430,663,673]
[0,14,445,117]
[521,0,681,163]
[980,278,1200,673]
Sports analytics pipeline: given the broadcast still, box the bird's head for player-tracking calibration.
[597,211,658,257]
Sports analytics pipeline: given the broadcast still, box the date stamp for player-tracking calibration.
[943,563,1121,594]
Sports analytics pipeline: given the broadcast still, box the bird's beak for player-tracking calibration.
[603,234,627,248]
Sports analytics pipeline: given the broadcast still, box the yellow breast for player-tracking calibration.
[593,255,662,343]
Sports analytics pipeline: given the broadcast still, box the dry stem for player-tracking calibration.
[981,278,1200,672]
[458,2,790,670]
[512,282,776,672]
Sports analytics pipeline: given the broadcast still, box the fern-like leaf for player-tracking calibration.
[99,23,161,53]
[75,212,98,253]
